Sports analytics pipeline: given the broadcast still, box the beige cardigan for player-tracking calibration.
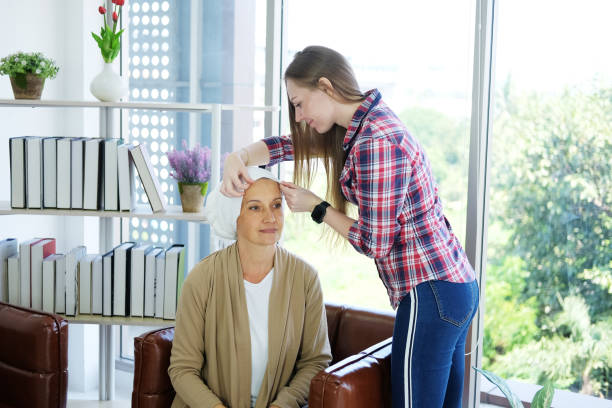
[168,243,331,408]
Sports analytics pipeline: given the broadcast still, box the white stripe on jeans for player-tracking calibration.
[404,289,418,408]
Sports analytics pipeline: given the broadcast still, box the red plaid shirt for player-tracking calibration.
[264,89,475,308]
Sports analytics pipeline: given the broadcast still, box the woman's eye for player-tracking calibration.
[273,203,282,209]
[249,206,260,211]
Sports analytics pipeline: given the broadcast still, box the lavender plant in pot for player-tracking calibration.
[167,141,212,213]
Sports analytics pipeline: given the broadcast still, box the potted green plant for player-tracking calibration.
[0,52,59,99]
[474,367,555,408]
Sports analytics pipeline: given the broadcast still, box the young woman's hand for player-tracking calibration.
[279,181,323,213]
[220,150,254,197]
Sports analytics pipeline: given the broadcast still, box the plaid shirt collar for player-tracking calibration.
[343,88,382,150]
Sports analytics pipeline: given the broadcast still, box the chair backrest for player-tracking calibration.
[132,326,176,408]
[325,302,395,364]
[0,301,68,408]
[132,303,396,407]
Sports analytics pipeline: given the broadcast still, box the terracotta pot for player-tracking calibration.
[178,182,209,212]
[9,73,45,99]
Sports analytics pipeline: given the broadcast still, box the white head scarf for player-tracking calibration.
[204,167,280,240]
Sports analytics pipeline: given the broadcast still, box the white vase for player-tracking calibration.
[90,63,128,102]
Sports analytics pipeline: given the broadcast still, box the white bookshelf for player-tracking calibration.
[2,98,276,400]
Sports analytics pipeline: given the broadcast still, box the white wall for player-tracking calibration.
[0,0,109,394]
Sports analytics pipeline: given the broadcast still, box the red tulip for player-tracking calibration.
[112,11,118,21]
[98,6,106,14]
[112,0,125,6]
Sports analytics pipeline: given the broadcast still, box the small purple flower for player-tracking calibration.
[167,143,217,184]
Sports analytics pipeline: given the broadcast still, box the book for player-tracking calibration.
[19,238,44,307]
[56,137,72,209]
[102,249,114,316]
[92,255,103,314]
[130,244,152,317]
[104,139,120,211]
[31,238,56,310]
[144,247,163,317]
[154,250,165,318]
[117,142,135,211]
[0,238,18,302]
[42,254,63,313]
[43,137,59,208]
[113,242,135,316]
[163,244,185,320]
[53,254,66,313]
[9,137,26,208]
[65,245,86,316]
[26,136,43,209]
[130,144,167,212]
[8,255,20,305]
[71,138,86,209]
[83,138,105,210]
[79,254,97,314]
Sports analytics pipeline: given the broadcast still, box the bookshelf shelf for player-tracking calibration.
[62,314,174,327]
[0,201,208,222]
[0,98,279,113]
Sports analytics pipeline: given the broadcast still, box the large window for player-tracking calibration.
[485,0,612,401]
[281,0,477,311]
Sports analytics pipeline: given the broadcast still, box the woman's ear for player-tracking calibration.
[318,77,335,97]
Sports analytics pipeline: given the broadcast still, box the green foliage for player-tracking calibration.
[492,84,612,319]
[474,367,555,408]
[91,3,125,64]
[484,79,612,399]
[475,367,526,408]
[483,256,538,366]
[0,52,59,79]
[488,296,612,396]
[91,23,125,63]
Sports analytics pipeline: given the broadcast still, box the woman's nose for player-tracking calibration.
[263,208,276,222]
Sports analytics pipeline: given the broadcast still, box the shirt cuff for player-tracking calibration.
[347,221,367,255]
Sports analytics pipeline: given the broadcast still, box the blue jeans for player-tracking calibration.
[391,279,479,408]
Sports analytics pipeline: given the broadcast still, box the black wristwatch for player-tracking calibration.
[311,201,331,224]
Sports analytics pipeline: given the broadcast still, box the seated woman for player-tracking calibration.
[168,167,331,408]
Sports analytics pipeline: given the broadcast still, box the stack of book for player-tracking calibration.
[0,237,185,320]
[9,137,167,213]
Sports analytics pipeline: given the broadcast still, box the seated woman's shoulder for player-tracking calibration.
[277,246,319,279]
[185,246,232,282]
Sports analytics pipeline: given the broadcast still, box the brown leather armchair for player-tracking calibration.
[0,301,69,408]
[132,302,395,408]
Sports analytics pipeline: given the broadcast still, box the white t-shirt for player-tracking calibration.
[244,269,274,407]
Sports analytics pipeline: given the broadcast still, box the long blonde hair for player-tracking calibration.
[285,46,365,217]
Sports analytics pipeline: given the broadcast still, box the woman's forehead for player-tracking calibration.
[243,178,281,200]
[286,79,308,98]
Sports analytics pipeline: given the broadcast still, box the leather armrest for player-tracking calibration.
[309,338,392,408]
[0,301,68,408]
